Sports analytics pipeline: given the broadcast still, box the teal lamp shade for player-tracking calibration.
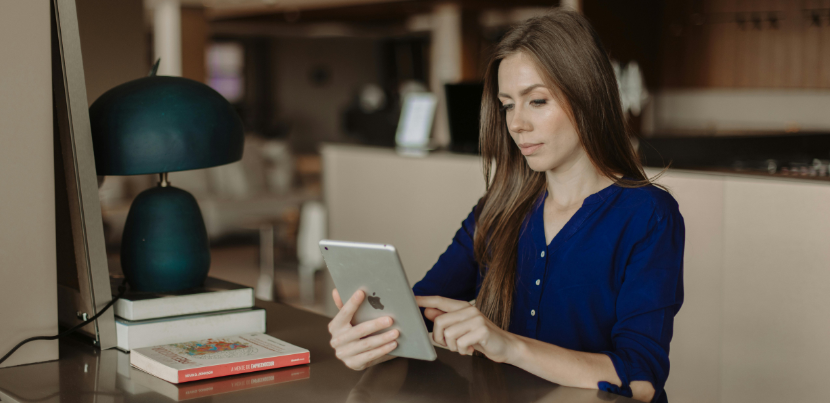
[90,76,243,175]
[89,75,244,293]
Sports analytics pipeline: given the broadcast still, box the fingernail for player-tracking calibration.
[385,317,393,325]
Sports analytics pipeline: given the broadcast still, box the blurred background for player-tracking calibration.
[83,0,830,313]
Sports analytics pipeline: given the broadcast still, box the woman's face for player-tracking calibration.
[497,52,584,173]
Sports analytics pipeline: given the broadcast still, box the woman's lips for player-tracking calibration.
[518,143,543,156]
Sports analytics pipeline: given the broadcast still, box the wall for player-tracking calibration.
[660,170,830,403]
[653,170,725,403]
[182,6,208,83]
[322,144,485,314]
[323,145,484,283]
[652,169,726,403]
[643,89,830,134]
[76,0,147,105]
[272,37,380,153]
[0,0,58,368]
[719,176,830,403]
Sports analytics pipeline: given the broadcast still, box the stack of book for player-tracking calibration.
[112,277,266,351]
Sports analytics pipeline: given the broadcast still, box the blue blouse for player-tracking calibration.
[412,183,685,403]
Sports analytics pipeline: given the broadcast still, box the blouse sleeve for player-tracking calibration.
[600,204,685,402]
[412,206,480,329]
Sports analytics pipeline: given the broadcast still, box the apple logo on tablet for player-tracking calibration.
[367,292,384,310]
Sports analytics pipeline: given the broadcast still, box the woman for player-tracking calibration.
[327,9,684,403]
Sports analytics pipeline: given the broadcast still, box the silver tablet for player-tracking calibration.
[319,240,437,361]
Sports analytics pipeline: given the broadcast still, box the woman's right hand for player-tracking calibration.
[328,289,400,370]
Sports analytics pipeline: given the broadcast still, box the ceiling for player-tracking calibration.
[164,0,561,22]
[173,0,411,19]
[145,0,561,38]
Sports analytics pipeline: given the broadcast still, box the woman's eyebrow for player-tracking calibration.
[498,83,546,99]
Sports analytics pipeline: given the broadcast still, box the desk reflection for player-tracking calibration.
[0,337,312,403]
[345,353,630,403]
[122,355,311,400]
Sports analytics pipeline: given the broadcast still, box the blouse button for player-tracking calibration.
[540,251,545,257]
[531,309,536,316]
[536,279,541,286]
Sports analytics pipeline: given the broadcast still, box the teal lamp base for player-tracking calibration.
[121,184,210,293]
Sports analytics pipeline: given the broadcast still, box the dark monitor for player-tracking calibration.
[445,82,483,154]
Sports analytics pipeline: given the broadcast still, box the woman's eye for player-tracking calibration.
[530,99,547,106]
[499,104,514,112]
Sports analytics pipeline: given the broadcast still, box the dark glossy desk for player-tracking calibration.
[0,301,635,403]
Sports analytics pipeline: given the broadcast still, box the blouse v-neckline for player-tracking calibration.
[532,182,622,252]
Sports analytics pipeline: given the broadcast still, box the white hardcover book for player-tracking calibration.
[130,333,310,385]
[112,277,254,321]
[116,308,266,352]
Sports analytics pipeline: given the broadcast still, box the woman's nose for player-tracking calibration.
[508,107,532,134]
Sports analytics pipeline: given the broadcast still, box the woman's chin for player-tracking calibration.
[524,156,553,172]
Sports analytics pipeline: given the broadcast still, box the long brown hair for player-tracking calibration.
[474,9,660,330]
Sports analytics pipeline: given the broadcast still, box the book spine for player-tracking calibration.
[176,352,310,383]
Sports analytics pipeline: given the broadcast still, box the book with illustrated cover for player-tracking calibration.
[131,333,310,384]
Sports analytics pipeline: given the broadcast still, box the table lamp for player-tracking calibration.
[89,63,244,293]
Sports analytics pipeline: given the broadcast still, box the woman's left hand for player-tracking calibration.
[415,296,517,363]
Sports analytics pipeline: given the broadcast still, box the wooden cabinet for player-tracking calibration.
[661,0,830,88]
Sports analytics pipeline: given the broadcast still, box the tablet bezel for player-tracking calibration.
[319,239,437,361]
